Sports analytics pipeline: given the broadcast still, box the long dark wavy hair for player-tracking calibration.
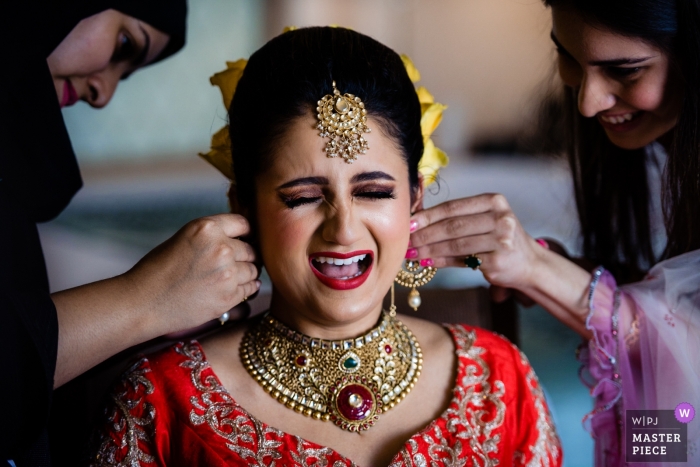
[544,0,700,282]
[227,27,423,212]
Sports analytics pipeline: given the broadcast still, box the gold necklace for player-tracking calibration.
[240,312,422,432]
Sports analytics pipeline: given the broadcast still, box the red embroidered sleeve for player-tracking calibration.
[90,358,160,466]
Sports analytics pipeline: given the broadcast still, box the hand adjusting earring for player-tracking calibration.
[316,81,371,163]
[395,260,437,311]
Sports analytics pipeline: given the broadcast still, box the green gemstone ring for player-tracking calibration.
[464,254,482,270]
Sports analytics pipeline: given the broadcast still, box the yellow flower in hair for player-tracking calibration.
[420,139,449,186]
[200,126,235,180]
[400,54,421,83]
[401,55,449,187]
[420,102,448,144]
[209,59,248,109]
[199,59,247,181]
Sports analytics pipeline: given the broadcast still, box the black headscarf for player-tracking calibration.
[0,0,187,222]
[0,1,186,462]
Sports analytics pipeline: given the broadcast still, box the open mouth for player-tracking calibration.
[309,250,373,290]
[598,111,643,132]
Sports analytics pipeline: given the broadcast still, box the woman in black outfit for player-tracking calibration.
[1,2,259,465]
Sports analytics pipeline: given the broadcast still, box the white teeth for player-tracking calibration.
[313,253,368,265]
[601,112,636,124]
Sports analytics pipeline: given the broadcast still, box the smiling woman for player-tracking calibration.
[90,27,562,467]
[47,8,175,108]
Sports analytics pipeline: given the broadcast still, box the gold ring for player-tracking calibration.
[464,254,482,270]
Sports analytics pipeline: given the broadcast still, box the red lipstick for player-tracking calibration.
[309,250,373,290]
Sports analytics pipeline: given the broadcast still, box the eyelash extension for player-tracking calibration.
[281,196,322,209]
[354,190,396,200]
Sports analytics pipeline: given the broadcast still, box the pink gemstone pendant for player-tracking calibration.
[330,376,381,432]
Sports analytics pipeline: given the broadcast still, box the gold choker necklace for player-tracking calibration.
[240,312,422,432]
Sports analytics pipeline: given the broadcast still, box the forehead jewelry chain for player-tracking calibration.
[316,81,371,163]
[240,311,422,432]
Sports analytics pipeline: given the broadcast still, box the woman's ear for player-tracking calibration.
[410,173,425,214]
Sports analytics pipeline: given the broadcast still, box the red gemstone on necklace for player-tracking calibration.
[384,344,392,354]
[295,355,307,366]
[336,384,374,421]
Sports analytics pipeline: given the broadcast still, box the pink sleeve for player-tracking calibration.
[578,268,636,467]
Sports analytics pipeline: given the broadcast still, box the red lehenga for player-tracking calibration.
[90,324,562,466]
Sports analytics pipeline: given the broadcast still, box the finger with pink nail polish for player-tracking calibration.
[405,248,418,259]
[420,258,434,267]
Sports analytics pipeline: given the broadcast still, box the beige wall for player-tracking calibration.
[266,0,556,150]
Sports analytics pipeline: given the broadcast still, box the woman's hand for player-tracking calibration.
[409,194,542,291]
[52,213,260,387]
[409,194,593,338]
[125,213,260,333]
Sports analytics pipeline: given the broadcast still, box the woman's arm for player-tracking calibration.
[52,213,260,388]
[409,193,592,337]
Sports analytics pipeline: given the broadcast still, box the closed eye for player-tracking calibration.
[281,195,322,209]
[354,189,396,200]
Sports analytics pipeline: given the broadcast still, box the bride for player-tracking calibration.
[90,26,561,467]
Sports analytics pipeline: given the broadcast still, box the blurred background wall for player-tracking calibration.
[44,1,593,465]
[63,0,556,162]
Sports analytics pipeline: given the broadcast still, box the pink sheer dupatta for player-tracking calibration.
[581,249,700,466]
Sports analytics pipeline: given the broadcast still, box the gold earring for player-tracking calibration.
[394,260,437,312]
[389,282,397,317]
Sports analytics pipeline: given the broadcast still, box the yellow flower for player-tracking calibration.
[199,126,234,180]
[401,55,449,187]
[420,102,448,144]
[400,54,421,83]
[209,59,248,109]
[199,60,248,181]
[419,138,449,186]
[416,86,434,107]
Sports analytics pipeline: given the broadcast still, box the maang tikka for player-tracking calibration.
[316,81,371,163]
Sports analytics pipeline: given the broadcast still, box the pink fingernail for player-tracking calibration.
[405,248,418,259]
[410,220,418,232]
[536,238,549,249]
[420,258,434,267]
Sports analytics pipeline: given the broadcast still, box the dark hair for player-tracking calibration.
[544,0,700,282]
[228,27,423,210]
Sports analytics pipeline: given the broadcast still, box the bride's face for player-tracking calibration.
[255,114,416,333]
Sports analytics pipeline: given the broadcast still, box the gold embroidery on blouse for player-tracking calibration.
[395,326,505,467]
[177,342,358,466]
[518,350,562,467]
[91,359,156,467]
